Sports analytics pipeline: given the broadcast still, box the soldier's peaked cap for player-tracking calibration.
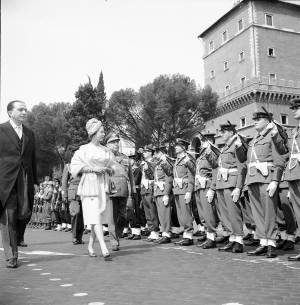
[289,98,300,110]
[202,132,215,139]
[219,123,236,131]
[252,111,273,120]
[143,144,155,152]
[175,138,190,148]
[106,133,120,144]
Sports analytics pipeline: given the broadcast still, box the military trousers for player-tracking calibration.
[288,180,300,232]
[141,193,159,232]
[248,183,278,241]
[108,197,127,246]
[174,194,193,234]
[277,189,296,236]
[195,189,218,234]
[216,188,243,237]
[240,192,256,232]
[154,196,171,234]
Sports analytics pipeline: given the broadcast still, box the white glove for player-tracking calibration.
[160,154,167,162]
[267,181,279,197]
[266,122,278,136]
[162,195,169,206]
[184,192,192,204]
[234,137,242,148]
[202,141,210,148]
[206,189,215,204]
[231,188,241,203]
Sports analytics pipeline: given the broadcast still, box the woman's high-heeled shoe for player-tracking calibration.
[88,248,97,257]
[103,253,112,261]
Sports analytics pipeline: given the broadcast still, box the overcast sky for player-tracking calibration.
[1,0,238,122]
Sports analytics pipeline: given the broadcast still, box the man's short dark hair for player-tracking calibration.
[7,100,25,113]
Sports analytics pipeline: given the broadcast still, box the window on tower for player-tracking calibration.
[224,61,229,71]
[281,114,288,125]
[239,51,245,62]
[269,73,276,82]
[240,117,246,128]
[268,48,275,57]
[209,41,214,53]
[225,85,230,96]
[265,14,273,26]
[238,19,244,32]
[222,30,228,43]
[240,76,246,86]
[210,70,215,79]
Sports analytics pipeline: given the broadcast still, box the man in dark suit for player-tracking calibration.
[0,100,38,268]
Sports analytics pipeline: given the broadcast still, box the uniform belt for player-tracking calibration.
[290,153,300,162]
[248,162,274,177]
[141,179,154,190]
[217,167,237,181]
[195,175,208,188]
[173,177,188,189]
[154,181,165,191]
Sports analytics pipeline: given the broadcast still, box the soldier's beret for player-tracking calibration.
[143,144,155,152]
[175,138,190,149]
[252,111,272,120]
[106,133,120,144]
[219,123,236,132]
[289,98,300,110]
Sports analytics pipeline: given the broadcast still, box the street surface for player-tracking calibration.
[1,229,300,305]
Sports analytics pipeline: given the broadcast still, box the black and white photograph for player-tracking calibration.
[1,0,300,304]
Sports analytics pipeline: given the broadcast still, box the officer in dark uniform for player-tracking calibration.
[61,146,84,245]
[173,138,196,246]
[106,133,135,251]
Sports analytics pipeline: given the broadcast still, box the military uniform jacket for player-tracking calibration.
[208,137,247,190]
[173,153,195,195]
[140,159,155,195]
[194,153,214,191]
[153,158,173,197]
[238,128,286,186]
[273,127,300,182]
[61,163,80,201]
[109,152,134,198]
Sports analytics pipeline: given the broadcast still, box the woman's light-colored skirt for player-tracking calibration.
[81,196,111,225]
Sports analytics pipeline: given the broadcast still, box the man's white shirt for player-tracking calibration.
[9,119,23,139]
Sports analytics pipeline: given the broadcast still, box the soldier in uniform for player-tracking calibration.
[140,145,160,242]
[152,144,174,244]
[194,133,219,249]
[106,134,135,251]
[126,153,145,240]
[236,111,286,258]
[61,146,84,244]
[42,180,54,230]
[270,98,300,260]
[173,138,196,246]
[206,124,247,253]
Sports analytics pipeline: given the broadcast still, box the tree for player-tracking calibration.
[65,72,107,145]
[26,102,71,179]
[106,74,218,149]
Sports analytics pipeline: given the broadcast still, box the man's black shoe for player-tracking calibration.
[200,239,216,249]
[244,238,260,247]
[276,239,286,249]
[218,241,235,252]
[132,235,141,240]
[111,245,120,251]
[6,258,17,268]
[295,236,300,244]
[197,235,207,243]
[17,241,28,247]
[232,242,243,253]
[216,236,229,244]
[170,233,180,239]
[174,238,193,246]
[282,240,295,251]
[125,234,135,240]
[247,245,267,256]
[266,245,277,258]
[73,239,84,245]
[288,253,300,261]
[156,236,171,244]
[193,230,205,237]
[243,233,253,241]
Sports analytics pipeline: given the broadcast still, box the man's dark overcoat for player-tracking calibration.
[0,121,38,217]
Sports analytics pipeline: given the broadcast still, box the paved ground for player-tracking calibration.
[1,229,300,305]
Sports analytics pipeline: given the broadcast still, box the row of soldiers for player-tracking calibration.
[115,98,300,261]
